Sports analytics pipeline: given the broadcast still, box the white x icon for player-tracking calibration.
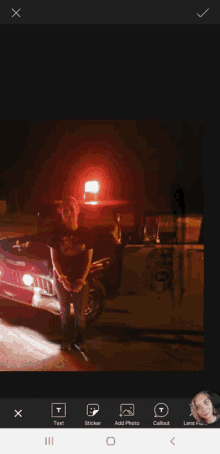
[14,409,22,417]
[12,8,21,17]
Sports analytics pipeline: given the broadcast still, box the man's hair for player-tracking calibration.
[61,196,80,215]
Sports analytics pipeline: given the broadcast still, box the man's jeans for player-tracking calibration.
[54,273,89,343]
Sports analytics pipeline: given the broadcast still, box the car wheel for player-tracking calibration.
[85,279,106,325]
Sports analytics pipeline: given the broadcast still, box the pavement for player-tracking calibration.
[95,292,203,331]
[0,292,204,371]
[85,244,204,370]
[84,290,204,370]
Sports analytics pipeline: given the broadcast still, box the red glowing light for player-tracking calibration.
[85,181,100,194]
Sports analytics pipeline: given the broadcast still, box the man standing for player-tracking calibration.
[49,196,94,353]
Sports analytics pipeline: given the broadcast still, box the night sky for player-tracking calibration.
[0,120,204,215]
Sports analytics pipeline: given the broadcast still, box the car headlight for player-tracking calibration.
[22,274,34,286]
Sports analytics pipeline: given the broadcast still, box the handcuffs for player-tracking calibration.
[57,272,86,286]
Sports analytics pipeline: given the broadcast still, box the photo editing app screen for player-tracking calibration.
[0,119,216,452]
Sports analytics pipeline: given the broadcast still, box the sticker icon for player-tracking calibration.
[86,404,100,416]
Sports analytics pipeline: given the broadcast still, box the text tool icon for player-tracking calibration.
[119,404,135,417]
[51,403,66,418]
[87,404,100,416]
[154,403,169,417]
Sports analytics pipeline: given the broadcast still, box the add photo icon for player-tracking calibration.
[119,404,135,417]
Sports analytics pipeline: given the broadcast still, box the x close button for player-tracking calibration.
[14,409,22,417]
[11,8,21,17]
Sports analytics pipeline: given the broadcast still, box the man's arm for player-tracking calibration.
[50,247,73,291]
[50,247,70,284]
[77,248,93,285]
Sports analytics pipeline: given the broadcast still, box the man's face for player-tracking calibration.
[194,393,213,421]
[61,203,78,230]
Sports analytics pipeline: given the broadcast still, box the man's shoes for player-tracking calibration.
[69,337,84,350]
[70,338,87,353]
[72,341,89,361]
[73,342,86,353]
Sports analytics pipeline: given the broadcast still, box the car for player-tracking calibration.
[0,226,125,326]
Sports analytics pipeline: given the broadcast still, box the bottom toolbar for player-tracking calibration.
[1,398,220,428]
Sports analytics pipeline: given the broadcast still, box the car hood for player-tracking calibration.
[0,248,50,276]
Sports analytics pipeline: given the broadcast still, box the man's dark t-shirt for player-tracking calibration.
[48,226,95,282]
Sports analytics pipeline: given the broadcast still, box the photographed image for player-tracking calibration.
[0,120,204,371]
[190,391,220,425]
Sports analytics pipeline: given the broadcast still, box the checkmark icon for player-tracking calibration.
[197,8,209,17]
